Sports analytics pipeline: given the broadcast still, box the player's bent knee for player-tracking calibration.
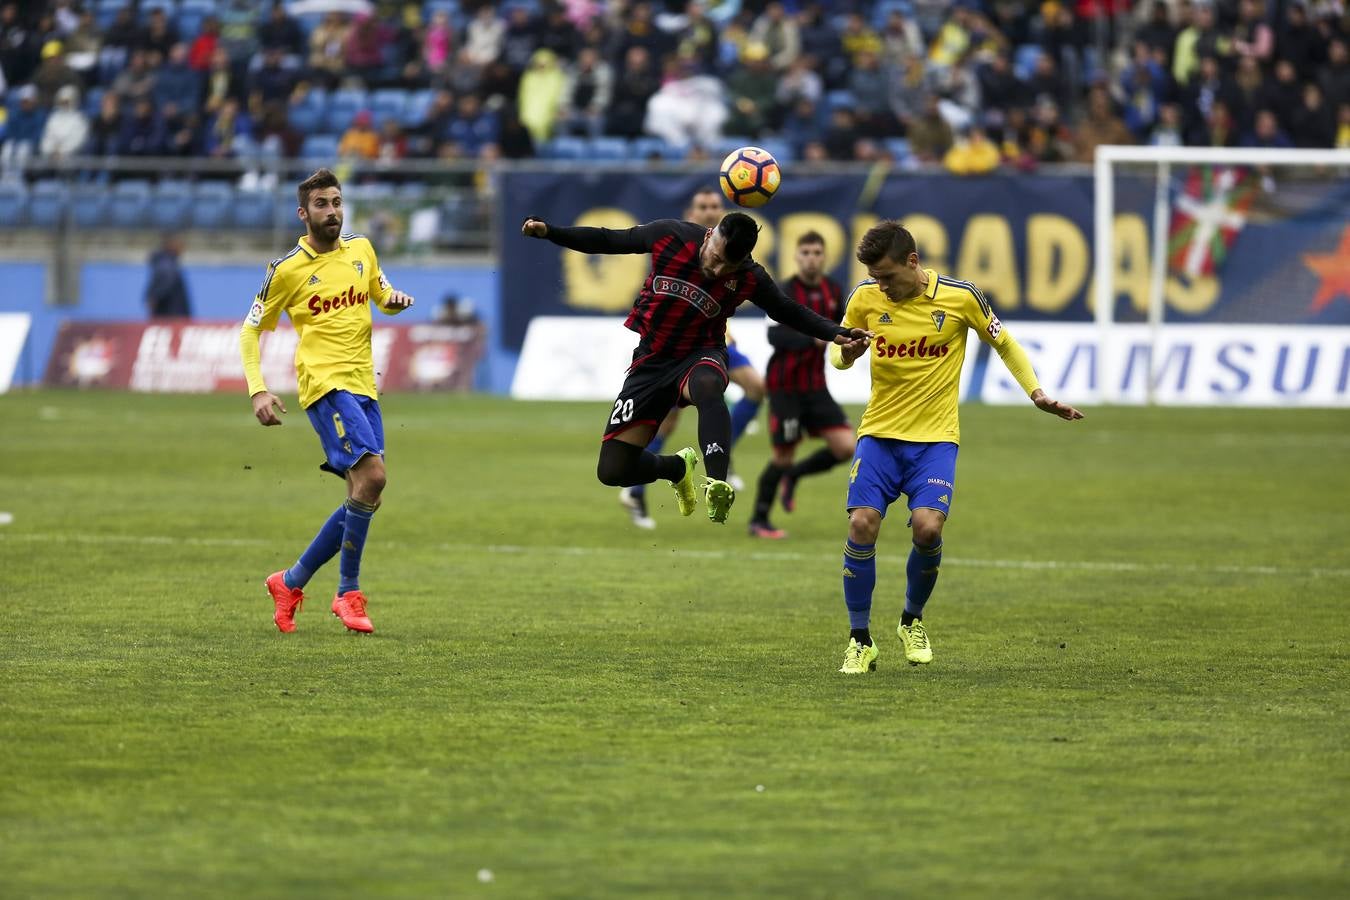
[848,508,882,544]
[911,513,944,548]
[596,441,639,487]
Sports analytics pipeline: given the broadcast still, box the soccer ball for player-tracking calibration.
[719,147,782,209]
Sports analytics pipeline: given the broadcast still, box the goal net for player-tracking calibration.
[1092,145,1350,406]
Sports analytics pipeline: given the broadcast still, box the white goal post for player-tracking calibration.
[1092,145,1350,405]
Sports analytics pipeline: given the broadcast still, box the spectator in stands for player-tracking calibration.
[424,10,454,77]
[929,5,974,70]
[797,2,844,87]
[339,110,380,160]
[464,6,505,67]
[1,85,45,180]
[145,235,191,320]
[1322,39,1350,112]
[33,41,80,106]
[613,2,672,68]
[850,49,896,137]
[1074,84,1134,162]
[203,96,251,157]
[86,91,122,157]
[1289,83,1335,147]
[605,45,659,138]
[1264,59,1305,129]
[203,46,241,115]
[249,46,295,107]
[39,83,87,162]
[111,49,157,103]
[1232,56,1266,134]
[1028,97,1073,162]
[376,119,408,164]
[139,8,179,60]
[1202,99,1240,147]
[979,52,1024,115]
[188,16,220,71]
[750,2,800,71]
[727,42,778,135]
[518,48,566,146]
[1246,108,1292,148]
[156,44,202,112]
[410,89,456,157]
[907,95,955,162]
[62,8,101,81]
[258,3,304,58]
[943,125,1001,175]
[447,93,498,156]
[838,12,882,66]
[162,100,203,157]
[1232,0,1273,66]
[679,2,720,73]
[479,58,522,106]
[217,0,259,64]
[1337,103,1350,148]
[501,6,543,71]
[1181,55,1236,143]
[780,97,822,153]
[345,15,390,85]
[881,9,924,68]
[101,6,139,57]
[1136,1,1178,66]
[0,2,40,88]
[497,107,536,159]
[308,13,351,87]
[645,56,728,148]
[891,55,933,133]
[537,4,580,61]
[823,107,862,160]
[118,96,166,157]
[1277,2,1324,81]
[561,46,612,138]
[1150,102,1185,146]
[776,54,823,110]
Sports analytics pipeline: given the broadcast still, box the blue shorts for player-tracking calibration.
[306,390,385,477]
[726,343,753,371]
[846,436,958,519]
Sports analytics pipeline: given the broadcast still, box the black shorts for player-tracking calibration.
[602,346,729,441]
[768,389,850,447]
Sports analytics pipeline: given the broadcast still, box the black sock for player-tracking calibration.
[790,446,844,479]
[687,368,731,481]
[753,462,788,520]
[597,440,685,487]
[850,628,872,647]
[901,612,921,627]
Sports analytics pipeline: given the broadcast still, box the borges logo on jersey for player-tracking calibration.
[307,285,370,318]
[652,276,721,318]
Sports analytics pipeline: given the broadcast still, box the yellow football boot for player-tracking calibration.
[839,637,879,674]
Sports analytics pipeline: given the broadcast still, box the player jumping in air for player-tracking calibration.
[748,230,853,539]
[832,221,1082,674]
[521,212,871,524]
[240,168,415,634]
[619,186,767,529]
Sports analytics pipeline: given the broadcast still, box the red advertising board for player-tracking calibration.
[43,321,485,393]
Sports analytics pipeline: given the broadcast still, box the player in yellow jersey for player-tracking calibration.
[239,168,415,635]
[831,221,1082,674]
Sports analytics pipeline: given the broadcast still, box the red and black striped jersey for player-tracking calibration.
[544,219,846,360]
[766,275,844,393]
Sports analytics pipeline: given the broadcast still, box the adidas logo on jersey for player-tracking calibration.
[308,274,320,285]
[938,494,949,504]
[878,313,892,324]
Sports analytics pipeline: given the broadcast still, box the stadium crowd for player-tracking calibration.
[1,0,1350,179]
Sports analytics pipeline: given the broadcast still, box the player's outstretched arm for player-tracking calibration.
[1031,389,1084,420]
[521,217,668,255]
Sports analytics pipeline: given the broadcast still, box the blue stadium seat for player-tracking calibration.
[233,190,274,229]
[752,139,792,165]
[327,89,369,133]
[543,136,587,159]
[629,136,674,161]
[872,0,916,28]
[300,133,340,161]
[401,89,435,128]
[192,182,233,229]
[824,90,856,114]
[71,185,112,228]
[714,136,756,158]
[149,180,193,229]
[28,181,69,228]
[109,180,152,228]
[424,0,462,16]
[588,137,629,160]
[1014,44,1043,82]
[370,89,408,128]
[0,184,27,227]
[884,138,912,161]
[83,87,106,119]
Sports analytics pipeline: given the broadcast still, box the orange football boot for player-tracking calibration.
[265,570,304,633]
[332,590,374,633]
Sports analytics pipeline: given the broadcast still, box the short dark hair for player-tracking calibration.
[718,212,760,262]
[797,230,825,248]
[692,185,721,199]
[856,220,916,266]
[298,168,341,207]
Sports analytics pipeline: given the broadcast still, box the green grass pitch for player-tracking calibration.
[2,392,1348,898]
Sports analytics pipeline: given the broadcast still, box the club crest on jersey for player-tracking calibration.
[353,261,364,276]
[308,274,320,285]
[878,313,892,324]
[724,279,737,291]
[931,311,946,331]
